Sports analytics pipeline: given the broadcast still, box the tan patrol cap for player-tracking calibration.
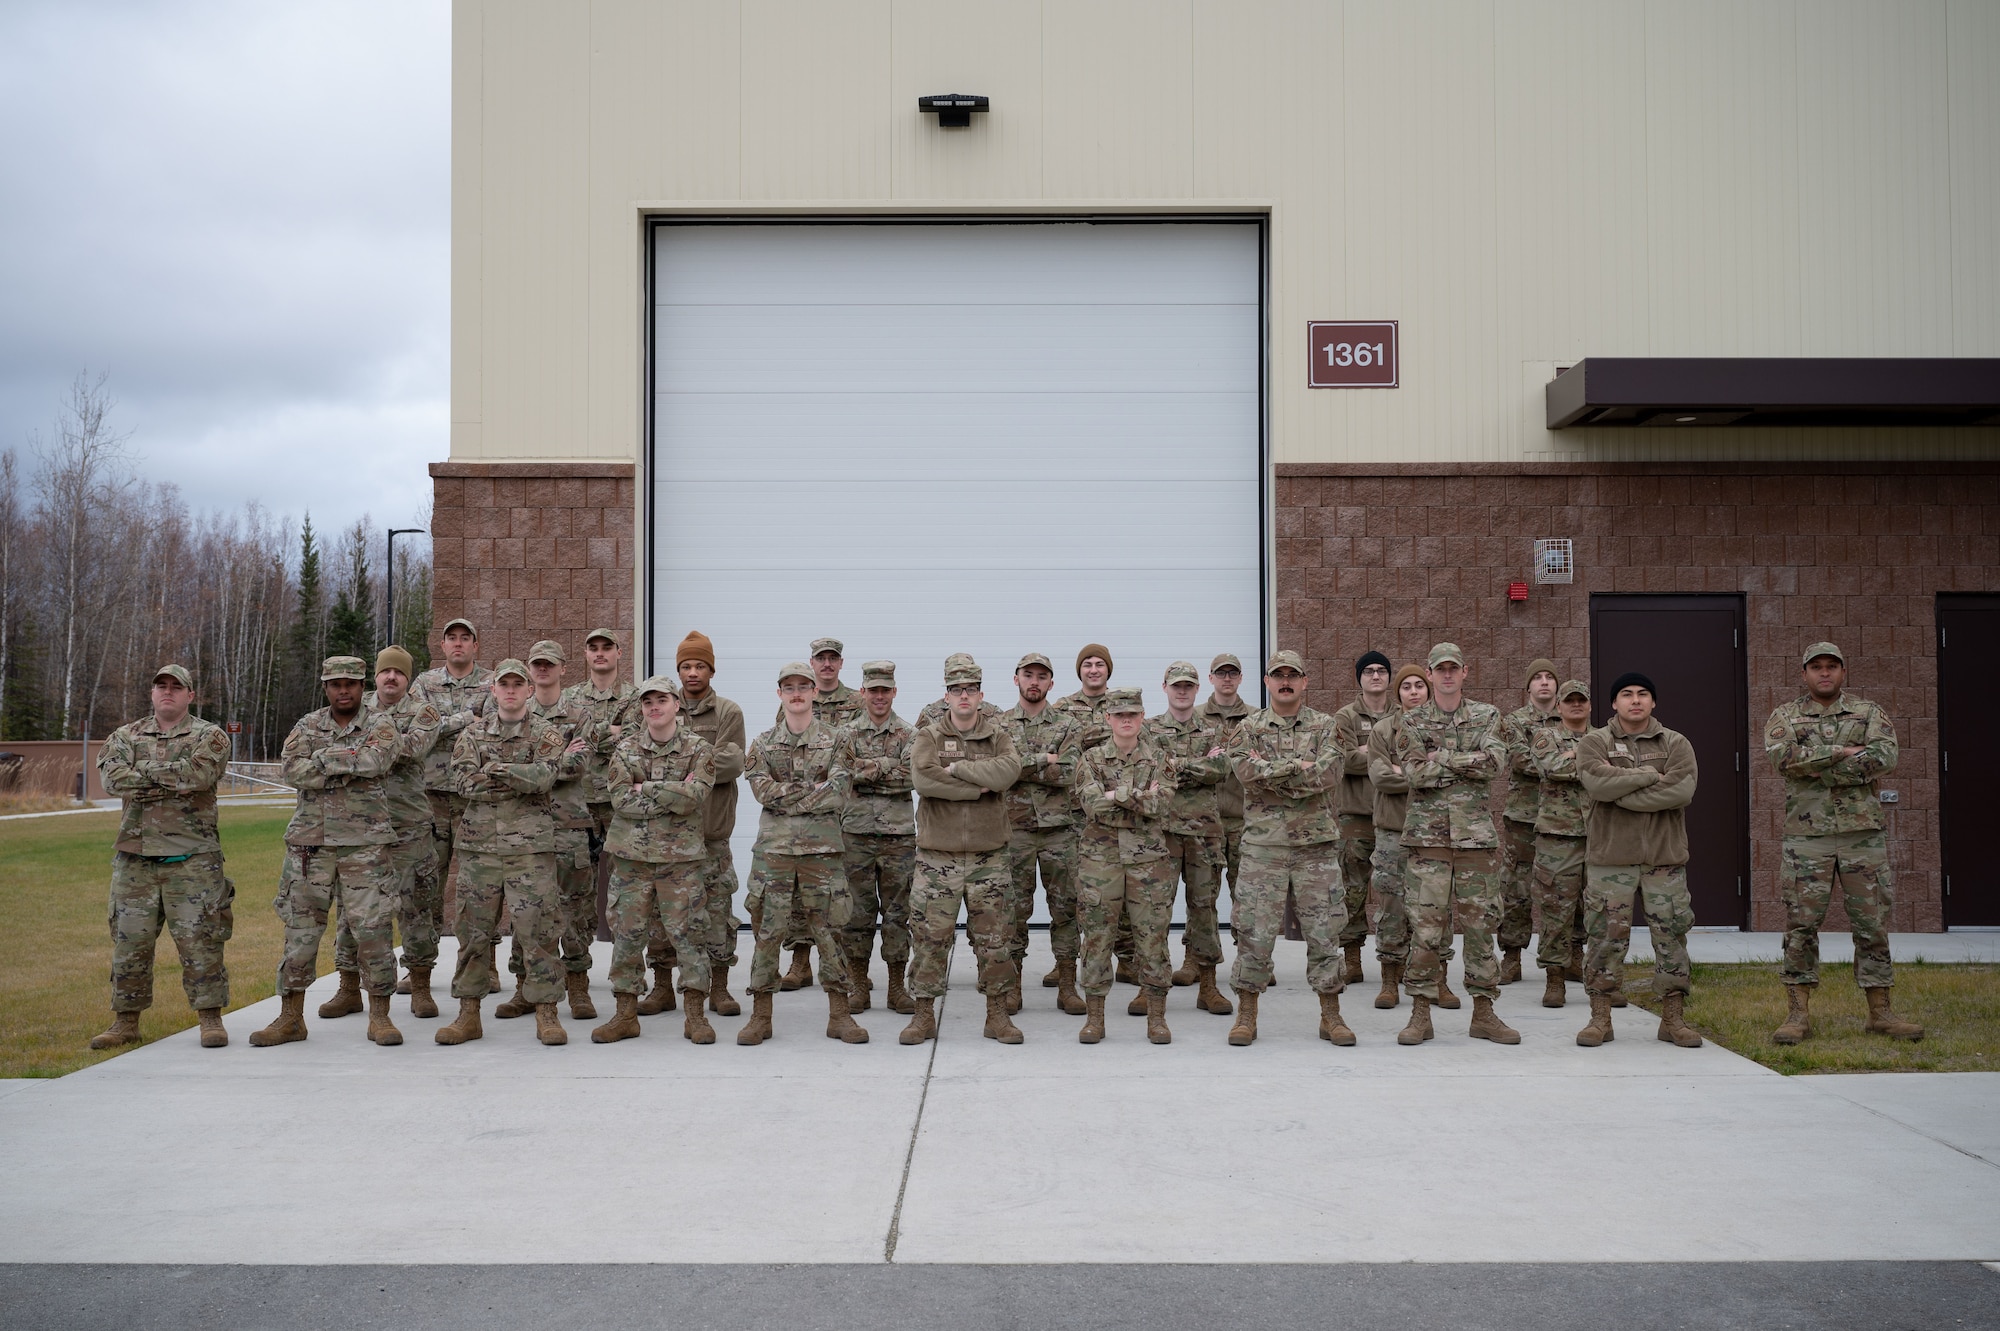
[375,646,414,676]
[1558,678,1590,701]
[1163,661,1200,685]
[860,660,896,688]
[1802,641,1844,667]
[636,674,680,698]
[492,658,530,682]
[152,664,193,689]
[777,660,815,685]
[1428,642,1465,668]
[527,639,565,665]
[810,637,844,658]
[1015,652,1054,674]
[442,617,478,637]
[1265,649,1307,675]
[584,628,620,648]
[943,653,982,687]
[320,656,368,682]
[1210,653,1242,673]
[1103,687,1146,715]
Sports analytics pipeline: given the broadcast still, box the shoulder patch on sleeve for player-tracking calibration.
[206,730,230,754]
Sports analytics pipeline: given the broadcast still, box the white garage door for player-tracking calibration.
[649,221,1265,902]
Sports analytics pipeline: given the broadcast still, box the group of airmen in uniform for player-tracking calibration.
[88,622,1926,1051]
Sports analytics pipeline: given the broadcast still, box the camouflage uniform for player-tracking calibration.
[1331,698,1394,950]
[1577,720,1699,998]
[1145,708,1228,966]
[447,711,568,1003]
[681,688,747,968]
[1765,690,1900,989]
[908,708,1021,1001]
[97,711,234,1014]
[1197,692,1253,899]
[1528,719,1593,974]
[743,716,852,994]
[1000,702,1083,966]
[276,706,402,997]
[565,676,640,950]
[1076,732,1179,995]
[515,690,600,978]
[1226,705,1348,994]
[768,682,861,951]
[915,696,1002,730]
[411,662,494,921]
[604,723,715,996]
[1500,701,1560,952]
[1392,697,1508,1002]
[835,707,917,975]
[1364,713,1414,966]
[335,692,443,976]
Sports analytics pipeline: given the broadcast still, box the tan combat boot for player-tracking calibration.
[1342,943,1365,986]
[396,972,411,995]
[1609,985,1628,1009]
[1542,967,1567,1009]
[827,988,870,1044]
[366,993,403,1046]
[708,963,742,1017]
[899,997,937,1045]
[1499,948,1523,985]
[885,962,916,1016]
[1468,995,1521,1044]
[533,1002,568,1046]
[1143,987,1172,1044]
[317,970,363,1019]
[591,992,642,1043]
[1396,994,1434,1045]
[566,971,598,1020]
[407,965,438,1019]
[1575,992,1613,1047]
[1172,947,1200,987]
[1374,960,1402,1010]
[1079,994,1107,1044]
[1657,992,1703,1047]
[636,965,675,1016]
[848,958,873,1012]
[984,991,1024,1044]
[434,997,483,1045]
[493,977,535,1019]
[197,1007,228,1048]
[1055,959,1087,1015]
[90,1012,141,1050]
[1436,972,1461,1010]
[1126,987,1149,1016]
[1563,950,1585,984]
[487,944,502,993]
[1005,962,1023,1015]
[1318,991,1356,1046]
[682,993,715,1044]
[250,991,308,1047]
[1864,987,1923,1041]
[1042,963,1061,988]
[1196,964,1233,1015]
[779,945,814,991]
[1772,984,1811,1044]
[1115,957,1139,987]
[1227,989,1259,1046]
[736,991,775,1046]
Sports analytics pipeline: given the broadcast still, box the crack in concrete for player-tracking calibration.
[883,932,952,1262]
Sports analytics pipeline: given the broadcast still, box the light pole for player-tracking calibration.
[385,528,427,654]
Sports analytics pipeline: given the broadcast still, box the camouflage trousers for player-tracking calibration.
[276,842,400,997]
[1500,817,1536,952]
[746,849,851,995]
[335,831,439,974]
[606,855,710,997]
[1221,819,1242,897]
[1532,833,1587,972]
[511,828,594,978]
[907,846,1013,1001]
[1584,862,1693,997]
[451,851,561,1004]
[1228,840,1348,995]
[1078,854,1176,995]
[1780,830,1896,989]
[107,850,232,1014]
[1369,828,1412,965]
[844,832,916,970]
[1164,830,1225,965]
[425,790,462,921]
[1337,813,1375,949]
[1404,845,1502,1002]
[653,838,740,972]
[1008,825,1079,963]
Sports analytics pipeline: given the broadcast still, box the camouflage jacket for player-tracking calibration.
[916,696,1002,730]
[999,703,1082,831]
[835,710,916,837]
[1529,722,1594,839]
[1054,689,1115,756]
[412,664,494,791]
[449,713,566,855]
[1076,736,1175,864]
[1365,713,1412,833]
[563,679,641,806]
[1331,698,1395,819]
[1227,706,1342,848]
[1764,692,1898,835]
[746,718,848,856]
[681,689,745,843]
[1501,702,1561,825]
[1197,693,1253,824]
[605,724,715,863]
[529,692,600,831]
[775,682,863,730]
[1144,710,1228,837]
[281,708,400,847]
[366,692,444,837]
[99,712,230,856]
[1392,698,1506,850]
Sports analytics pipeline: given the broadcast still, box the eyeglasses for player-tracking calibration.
[779,682,814,695]
[945,684,980,696]
[1360,666,1391,677]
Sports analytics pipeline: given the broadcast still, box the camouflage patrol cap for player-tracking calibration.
[636,674,681,698]
[1265,649,1307,675]
[1210,653,1242,673]
[320,656,368,682]
[860,660,896,688]
[442,617,478,638]
[1558,678,1590,701]
[152,664,193,690]
[943,653,982,687]
[1428,642,1465,668]
[584,628,620,648]
[1015,652,1054,674]
[1802,641,1845,667]
[810,637,844,658]
[492,658,531,683]
[1103,687,1146,715]
[1163,661,1200,685]
[527,639,566,665]
[777,661,815,685]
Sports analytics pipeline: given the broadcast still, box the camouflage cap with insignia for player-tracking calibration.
[527,639,565,665]
[1428,641,1465,668]
[442,617,478,637]
[1265,649,1307,675]
[943,653,982,687]
[320,655,368,682]
[492,658,531,682]
[777,660,815,685]
[152,663,193,690]
[810,637,844,658]
[1163,660,1200,685]
[584,627,620,647]
[1015,652,1054,674]
[636,673,681,698]
[1210,653,1242,673]
[1104,687,1146,715]
[860,660,896,688]
[1802,641,1844,667]
[1558,678,1590,701]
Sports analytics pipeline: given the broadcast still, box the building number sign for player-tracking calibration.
[1308,321,1398,388]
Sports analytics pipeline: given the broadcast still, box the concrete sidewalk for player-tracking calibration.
[0,936,1994,1266]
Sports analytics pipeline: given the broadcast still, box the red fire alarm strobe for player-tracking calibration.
[1507,581,1530,602]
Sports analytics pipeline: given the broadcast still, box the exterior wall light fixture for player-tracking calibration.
[918,93,989,128]
[1534,537,1575,585]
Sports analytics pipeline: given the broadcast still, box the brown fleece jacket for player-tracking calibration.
[1577,718,1698,866]
[913,712,1021,853]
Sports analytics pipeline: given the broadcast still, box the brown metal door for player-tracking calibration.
[1939,595,2000,927]
[1589,594,1751,928]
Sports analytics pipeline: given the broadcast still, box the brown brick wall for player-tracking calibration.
[1276,461,2000,933]
[428,461,636,670]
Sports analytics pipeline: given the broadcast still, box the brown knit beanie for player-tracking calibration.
[1524,657,1559,687]
[677,630,716,671]
[374,646,414,677]
[1392,663,1430,704]
[1076,643,1113,679]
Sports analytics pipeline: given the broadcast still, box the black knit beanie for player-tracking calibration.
[1355,650,1392,681]
[1609,671,1657,699]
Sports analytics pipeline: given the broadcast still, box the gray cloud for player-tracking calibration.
[0,0,447,536]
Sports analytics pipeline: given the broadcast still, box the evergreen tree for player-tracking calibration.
[326,527,373,662]
[288,515,323,717]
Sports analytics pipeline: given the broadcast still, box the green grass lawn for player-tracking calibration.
[0,804,299,1077]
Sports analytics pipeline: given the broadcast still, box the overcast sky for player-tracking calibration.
[0,0,448,538]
